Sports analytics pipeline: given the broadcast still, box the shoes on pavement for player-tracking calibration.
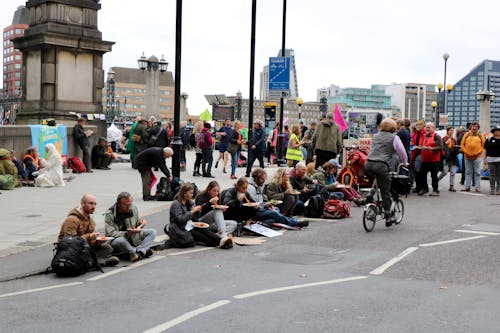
[223,167,227,173]
[417,190,429,196]
[449,186,456,192]
[296,220,309,228]
[86,170,93,173]
[203,174,215,178]
[230,175,237,180]
[100,256,120,267]
[144,249,154,258]
[219,236,233,249]
[411,188,421,193]
[214,161,219,169]
[429,191,440,196]
[461,188,470,192]
[193,171,201,177]
[143,195,156,201]
[353,198,366,206]
[129,252,140,262]
[475,188,481,193]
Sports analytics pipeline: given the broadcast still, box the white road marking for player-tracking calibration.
[455,229,500,236]
[419,236,486,247]
[0,282,83,298]
[233,276,368,299]
[142,300,231,333]
[370,247,419,275]
[167,247,214,256]
[458,191,484,197]
[86,255,165,281]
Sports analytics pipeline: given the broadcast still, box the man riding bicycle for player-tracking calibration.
[364,118,408,227]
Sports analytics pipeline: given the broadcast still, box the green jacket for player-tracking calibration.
[104,204,143,247]
[312,167,338,191]
[311,119,342,154]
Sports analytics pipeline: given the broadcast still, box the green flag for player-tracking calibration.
[199,109,212,121]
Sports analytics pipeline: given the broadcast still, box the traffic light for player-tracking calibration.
[265,102,277,121]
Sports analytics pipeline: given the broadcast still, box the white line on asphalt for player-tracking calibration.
[142,300,231,333]
[86,255,165,281]
[455,229,500,236]
[232,276,368,299]
[370,247,419,275]
[0,282,83,298]
[167,247,214,256]
[458,191,484,197]
[419,236,486,247]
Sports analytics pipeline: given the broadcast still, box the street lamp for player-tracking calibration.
[320,90,328,117]
[235,90,242,120]
[116,95,121,120]
[106,69,115,122]
[431,101,438,122]
[180,92,188,122]
[476,90,496,131]
[296,97,303,120]
[436,81,453,128]
[137,53,168,119]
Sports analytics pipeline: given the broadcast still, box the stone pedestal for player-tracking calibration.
[13,0,114,125]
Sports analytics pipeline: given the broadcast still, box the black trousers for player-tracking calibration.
[421,161,439,192]
[315,149,337,169]
[191,228,220,247]
[202,148,213,175]
[246,149,264,176]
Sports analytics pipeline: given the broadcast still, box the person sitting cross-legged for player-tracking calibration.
[91,137,112,170]
[265,168,298,217]
[105,192,158,262]
[289,162,319,214]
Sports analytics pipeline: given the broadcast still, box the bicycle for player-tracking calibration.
[362,165,409,232]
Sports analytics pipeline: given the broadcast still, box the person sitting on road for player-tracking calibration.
[58,194,119,267]
[133,146,173,201]
[289,162,319,214]
[34,143,65,187]
[247,168,307,228]
[220,177,260,225]
[23,146,44,181]
[0,148,20,189]
[91,137,112,170]
[265,168,298,217]
[170,183,233,249]
[194,181,237,237]
[364,118,408,227]
[104,192,158,262]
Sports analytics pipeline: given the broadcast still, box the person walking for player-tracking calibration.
[311,112,343,169]
[484,125,500,195]
[215,119,232,173]
[245,119,266,177]
[460,121,486,192]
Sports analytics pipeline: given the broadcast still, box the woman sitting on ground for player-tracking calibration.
[220,177,259,224]
[34,143,65,187]
[169,182,233,249]
[313,160,364,205]
[265,167,298,217]
[195,181,237,237]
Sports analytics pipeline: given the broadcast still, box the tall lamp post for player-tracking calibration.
[476,90,496,132]
[138,53,168,119]
[236,90,242,120]
[116,95,121,120]
[296,97,303,120]
[320,90,328,117]
[106,69,115,122]
[436,82,453,128]
[431,101,437,122]
[180,92,188,122]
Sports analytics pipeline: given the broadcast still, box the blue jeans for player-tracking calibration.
[255,207,299,226]
[231,150,240,176]
[464,158,482,190]
[199,209,237,235]
[111,228,157,255]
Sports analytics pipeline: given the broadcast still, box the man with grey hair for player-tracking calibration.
[133,146,173,201]
[105,192,158,262]
[311,112,343,168]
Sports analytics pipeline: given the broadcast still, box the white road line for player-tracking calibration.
[233,276,368,299]
[370,247,419,275]
[0,282,83,299]
[455,229,500,236]
[142,300,231,333]
[86,255,165,281]
[167,247,214,256]
[419,236,486,247]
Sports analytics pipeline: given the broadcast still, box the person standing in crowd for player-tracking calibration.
[396,119,411,161]
[418,122,443,196]
[364,118,408,226]
[438,126,459,192]
[461,121,486,192]
[456,126,467,185]
[179,121,191,171]
[302,121,317,164]
[148,117,169,148]
[133,118,149,157]
[228,120,243,180]
[299,120,308,139]
[286,124,303,167]
[105,192,158,262]
[410,120,425,193]
[215,118,232,174]
[34,143,65,187]
[91,137,112,170]
[283,125,290,157]
[73,117,93,172]
[245,119,266,177]
[484,125,500,195]
[133,147,173,201]
[192,120,204,177]
[58,194,119,267]
[312,112,343,168]
[200,122,215,178]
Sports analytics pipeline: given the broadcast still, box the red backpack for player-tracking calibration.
[68,157,86,173]
[322,199,350,219]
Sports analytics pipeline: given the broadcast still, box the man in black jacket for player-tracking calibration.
[245,120,266,177]
[73,117,93,172]
[133,147,173,201]
[91,137,112,170]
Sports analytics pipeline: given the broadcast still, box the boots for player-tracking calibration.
[449,185,456,192]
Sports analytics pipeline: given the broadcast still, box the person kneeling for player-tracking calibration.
[105,192,158,262]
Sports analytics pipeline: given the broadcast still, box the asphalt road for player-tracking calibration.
[1,187,500,333]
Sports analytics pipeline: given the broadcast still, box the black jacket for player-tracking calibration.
[133,147,171,178]
[247,126,266,152]
[148,123,169,148]
[73,124,90,149]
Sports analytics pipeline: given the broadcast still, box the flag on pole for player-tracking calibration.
[199,109,212,121]
[333,104,348,132]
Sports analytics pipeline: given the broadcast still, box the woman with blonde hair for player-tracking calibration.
[265,167,297,217]
[286,124,302,167]
[228,120,244,180]
[192,120,204,177]
[34,143,64,187]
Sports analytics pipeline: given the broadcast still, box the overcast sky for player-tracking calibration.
[2,0,500,116]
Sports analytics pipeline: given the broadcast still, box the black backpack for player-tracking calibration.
[304,194,325,218]
[189,133,197,148]
[51,236,97,277]
[181,127,192,146]
[155,177,175,201]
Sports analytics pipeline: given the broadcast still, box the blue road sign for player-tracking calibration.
[269,57,290,91]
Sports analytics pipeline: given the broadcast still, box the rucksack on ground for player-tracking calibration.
[304,194,325,218]
[68,157,86,173]
[155,177,174,201]
[51,235,95,277]
[322,199,350,219]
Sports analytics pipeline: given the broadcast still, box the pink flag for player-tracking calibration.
[333,104,348,132]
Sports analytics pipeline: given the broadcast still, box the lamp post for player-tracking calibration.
[476,90,496,131]
[106,69,115,122]
[236,90,242,120]
[431,101,437,122]
[296,97,303,120]
[436,81,453,128]
[320,90,328,117]
[180,92,188,122]
[116,95,121,120]
[137,53,168,119]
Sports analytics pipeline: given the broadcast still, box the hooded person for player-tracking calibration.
[34,143,65,187]
[311,112,343,169]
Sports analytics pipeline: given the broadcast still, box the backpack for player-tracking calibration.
[322,199,350,219]
[51,235,97,277]
[148,128,164,147]
[304,194,325,218]
[163,223,195,248]
[68,157,86,173]
[0,174,16,190]
[196,132,207,149]
[181,127,192,146]
[189,133,197,148]
[155,177,174,201]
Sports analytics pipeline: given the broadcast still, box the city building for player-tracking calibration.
[385,83,437,122]
[447,59,500,127]
[259,48,299,100]
[103,67,174,121]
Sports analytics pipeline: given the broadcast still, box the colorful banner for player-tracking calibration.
[347,112,380,138]
[29,125,68,158]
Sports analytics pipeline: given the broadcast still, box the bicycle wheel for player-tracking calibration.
[363,204,378,232]
[393,198,404,224]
